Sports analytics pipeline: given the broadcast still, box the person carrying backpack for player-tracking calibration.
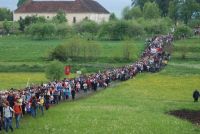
[13,101,22,129]
[3,101,14,132]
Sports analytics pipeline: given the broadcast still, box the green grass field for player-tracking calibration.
[0,72,47,90]
[12,73,200,134]
[0,36,144,62]
[0,36,200,133]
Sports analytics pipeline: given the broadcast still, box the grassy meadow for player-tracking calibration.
[12,73,200,134]
[0,72,46,90]
[0,36,144,62]
[0,35,200,133]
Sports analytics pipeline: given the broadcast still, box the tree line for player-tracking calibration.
[0,0,199,39]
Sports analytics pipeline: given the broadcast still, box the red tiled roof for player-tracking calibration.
[15,0,110,14]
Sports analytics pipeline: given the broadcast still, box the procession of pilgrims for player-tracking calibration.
[0,34,173,132]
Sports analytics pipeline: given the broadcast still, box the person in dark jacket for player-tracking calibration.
[71,89,76,100]
[193,90,200,102]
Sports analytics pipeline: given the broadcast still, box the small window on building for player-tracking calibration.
[73,17,76,24]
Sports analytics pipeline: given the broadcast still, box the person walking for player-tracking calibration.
[3,101,14,132]
[31,96,37,118]
[71,89,76,100]
[13,101,22,129]
[193,90,200,102]
[38,95,44,115]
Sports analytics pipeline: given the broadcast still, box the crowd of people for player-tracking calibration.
[0,34,173,133]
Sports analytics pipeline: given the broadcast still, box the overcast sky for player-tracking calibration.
[0,0,132,18]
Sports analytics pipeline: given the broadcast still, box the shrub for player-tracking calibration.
[56,23,71,39]
[52,10,67,23]
[50,45,68,61]
[50,37,101,61]
[3,20,11,34]
[174,24,193,39]
[26,22,56,39]
[45,60,64,81]
[74,20,99,39]
[18,16,46,31]
[188,19,200,28]
[137,18,172,35]
[127,21,145,38]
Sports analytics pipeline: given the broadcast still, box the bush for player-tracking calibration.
[26,22,72,40]
[2,20,20,35]
[98,20,146,40]
[26,22,56,39]
[3,20,11,34]
[52,10,67,23]
[45,60,64,81]
[127,21,145,38]
[188,19,200,28]
[136,18,172,35]
[74,20,99,39]
[19,16,46,31]
[174,24,193,39]
[50,45,68,61]
[56,23,71,39]
[50,37,101,61]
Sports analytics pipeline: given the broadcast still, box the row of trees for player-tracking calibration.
[1,0,198,40]
[1,13,172,40]
[1,15,193,40]
[128,0,200,25]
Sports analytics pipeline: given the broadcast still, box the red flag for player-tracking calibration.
[65,66,71,75]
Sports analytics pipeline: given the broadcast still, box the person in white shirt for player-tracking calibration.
[3,101,14,132]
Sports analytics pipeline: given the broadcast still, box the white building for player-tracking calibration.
[14,0,110,25]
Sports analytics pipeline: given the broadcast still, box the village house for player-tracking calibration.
[14,0,110,25]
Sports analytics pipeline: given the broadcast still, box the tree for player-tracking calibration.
[180,0,199,24]
[132,0,171,17]
[131,0,154,9]
[122,6,143,20]
[109,13,117,21]
[155,0,172,17]
[0,8,13,21]
[3,20,11,34]
[143,2,161,19]
[122,6,133,20]
[131,6,143,19]
[53,10,67,23]
[45,60,64,81]
[168,0,180,25]
[18,16,46,31]
[17,0,28,7]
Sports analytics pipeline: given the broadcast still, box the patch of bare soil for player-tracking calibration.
[169,109,200,125]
